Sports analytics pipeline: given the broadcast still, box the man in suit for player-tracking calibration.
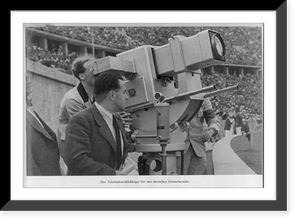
[183,98,220,175]
[241,118,251,142]
[224,108,235,137]
[235,107,243,135]
[26,73,61,176]
[64,72,133,175]
[57,55,96,174]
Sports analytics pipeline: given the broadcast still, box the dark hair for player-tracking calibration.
[94,72,123,97]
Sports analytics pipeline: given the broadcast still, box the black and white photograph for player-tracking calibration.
[24,24,264,188]
[6,7,290,215]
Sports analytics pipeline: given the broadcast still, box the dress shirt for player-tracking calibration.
[94,102,123,155]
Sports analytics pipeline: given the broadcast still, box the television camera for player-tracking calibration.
[92,29,238,175]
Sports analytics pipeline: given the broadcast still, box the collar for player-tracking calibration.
[77,82,94,103]
[94,102,113,126]
[26,106,43,127]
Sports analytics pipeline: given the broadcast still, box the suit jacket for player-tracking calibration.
[184,99,220,157]
[26,109,61,176]
[64,104,129,175]
[57,83,93,158]
[224,115,237,136]
[242,122,250,133]
[235,113,243,128]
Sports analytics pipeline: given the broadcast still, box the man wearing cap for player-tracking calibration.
[183,98,220,175]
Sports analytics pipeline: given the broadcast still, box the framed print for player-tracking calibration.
[5,2,287,211]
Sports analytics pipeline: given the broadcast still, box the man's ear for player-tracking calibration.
[78,73,85,81]
[108,90,115,100]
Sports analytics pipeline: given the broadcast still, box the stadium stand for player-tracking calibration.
[32,25,262,65]
[25,25,263,121]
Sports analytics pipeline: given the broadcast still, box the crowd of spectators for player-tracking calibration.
[26,25,263,120]
[202,70,263,121]
[123,26,262,66]
[26,43,81,75]
[34,25,262,66]
[34,26,137,50]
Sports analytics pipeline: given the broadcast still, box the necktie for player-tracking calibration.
[112,115,122,169]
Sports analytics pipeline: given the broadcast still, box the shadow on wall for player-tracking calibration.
[26,60,78,132]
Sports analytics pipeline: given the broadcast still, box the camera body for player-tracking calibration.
[92,29,227,175]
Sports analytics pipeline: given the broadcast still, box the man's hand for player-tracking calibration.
[118,112,133,126]
[204,128,216,142]
[179,121,190,132]
[116,170,124,175]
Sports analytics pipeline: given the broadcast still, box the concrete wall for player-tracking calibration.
[26,59,79,132]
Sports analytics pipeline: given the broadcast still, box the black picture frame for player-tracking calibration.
[5,2,287,211]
